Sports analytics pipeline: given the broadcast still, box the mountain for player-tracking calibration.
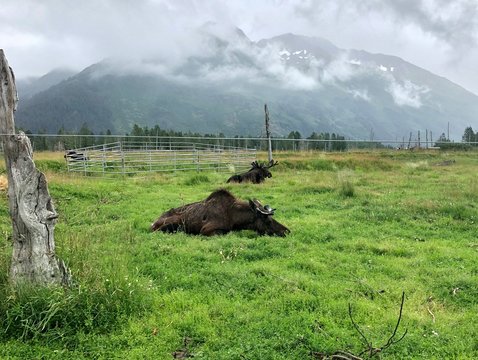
[14,30,478,140]
[15,68,76,100]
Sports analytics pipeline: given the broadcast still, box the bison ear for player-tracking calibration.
[264,205,276,215]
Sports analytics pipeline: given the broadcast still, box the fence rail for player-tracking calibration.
[3,133,476,153]
[64,141,257,175]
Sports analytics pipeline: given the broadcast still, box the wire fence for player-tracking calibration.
[2,133,477,176]
[21,133,435,152]
[5,132,477,151]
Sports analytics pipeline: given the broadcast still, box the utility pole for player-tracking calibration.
[418,130,421,149]
[264,104,273,162]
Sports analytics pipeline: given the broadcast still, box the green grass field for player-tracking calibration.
[0,150,477,359]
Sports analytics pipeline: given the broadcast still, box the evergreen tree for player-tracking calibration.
[287,131,301,150]
[78,123,95,148]
[462,126,475,144]
[436,132,450,146]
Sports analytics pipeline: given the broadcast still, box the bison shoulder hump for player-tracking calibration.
[206,189,236,202]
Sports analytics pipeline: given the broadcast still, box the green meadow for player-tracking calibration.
[0,150,477,359]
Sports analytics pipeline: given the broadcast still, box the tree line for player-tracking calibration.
[434,126,478,150]
[18,123,477,152]
[21,123,354,152]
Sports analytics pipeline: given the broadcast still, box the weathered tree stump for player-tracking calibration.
[0,49,71,286]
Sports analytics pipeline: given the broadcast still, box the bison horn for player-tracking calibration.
[251,199,275,215]
[265,159,279,168]
[251,160,261,169]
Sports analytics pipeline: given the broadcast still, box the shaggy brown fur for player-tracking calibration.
[226,160,278,184]
[151,189,289,236]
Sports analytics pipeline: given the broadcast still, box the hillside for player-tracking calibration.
[14,30,478,140]
[15,68,76,100]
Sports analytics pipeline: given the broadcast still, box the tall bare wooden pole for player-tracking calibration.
[264,104,273,162]
[0,49,70,286]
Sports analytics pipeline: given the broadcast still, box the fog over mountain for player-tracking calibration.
[15,25,478,141]
[4,0,478,95]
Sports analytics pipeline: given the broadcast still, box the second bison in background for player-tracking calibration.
[227,160,278,184]
[151,189,289,237]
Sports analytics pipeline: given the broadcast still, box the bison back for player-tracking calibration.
[226,174,242,183]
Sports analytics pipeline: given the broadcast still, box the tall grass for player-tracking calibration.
[0,150,477,359]
[337,169,355,197]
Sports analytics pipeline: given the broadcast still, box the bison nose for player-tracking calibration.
[281,227,290,236]
[274,228,290,237]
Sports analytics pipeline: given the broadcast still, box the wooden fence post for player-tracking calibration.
[0,50,70,286]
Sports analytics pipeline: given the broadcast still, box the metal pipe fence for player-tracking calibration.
[64,141,257,175]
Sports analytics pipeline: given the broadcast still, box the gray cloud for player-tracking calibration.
[386,78,430,108]
[292,0,478,94]
[295,0,478,49]
[1,0,478,94]
[347,88,371,102]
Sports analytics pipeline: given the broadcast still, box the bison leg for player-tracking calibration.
[151,215,182,232]
[199,223,229,236]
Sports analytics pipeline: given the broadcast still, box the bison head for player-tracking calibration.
[251,159,278,179]
[249,199,290,237]
[261,168,273,179]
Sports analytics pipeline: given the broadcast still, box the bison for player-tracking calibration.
[227,160,278,184]
[151,189,289,237]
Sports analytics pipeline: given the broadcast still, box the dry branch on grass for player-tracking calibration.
[312,292,407,360]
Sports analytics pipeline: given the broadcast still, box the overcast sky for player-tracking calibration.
[2,0,478,95]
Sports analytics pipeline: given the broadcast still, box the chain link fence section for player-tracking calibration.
[64,141,257,176]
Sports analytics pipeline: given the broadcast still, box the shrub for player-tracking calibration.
[35,160,66,173]
[183,174,210,186]
[337,170,355,197]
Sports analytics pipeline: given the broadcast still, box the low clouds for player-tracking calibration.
[95,24,324,91]
[0,0,214,76]
[1,0,477,94]
[386,78,430,108]
[321,55,362,84]
[292,0,478,94]
[347,88,371,102]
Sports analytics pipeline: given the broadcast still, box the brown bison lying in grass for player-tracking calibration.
[226,160,278,184]
[151,189,289,236]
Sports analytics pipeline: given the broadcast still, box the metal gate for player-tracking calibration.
[64,141,256,176]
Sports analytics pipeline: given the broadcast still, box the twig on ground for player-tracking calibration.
[427,307,436,323]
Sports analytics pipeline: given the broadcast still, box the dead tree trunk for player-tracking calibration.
[0,49,71,286]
